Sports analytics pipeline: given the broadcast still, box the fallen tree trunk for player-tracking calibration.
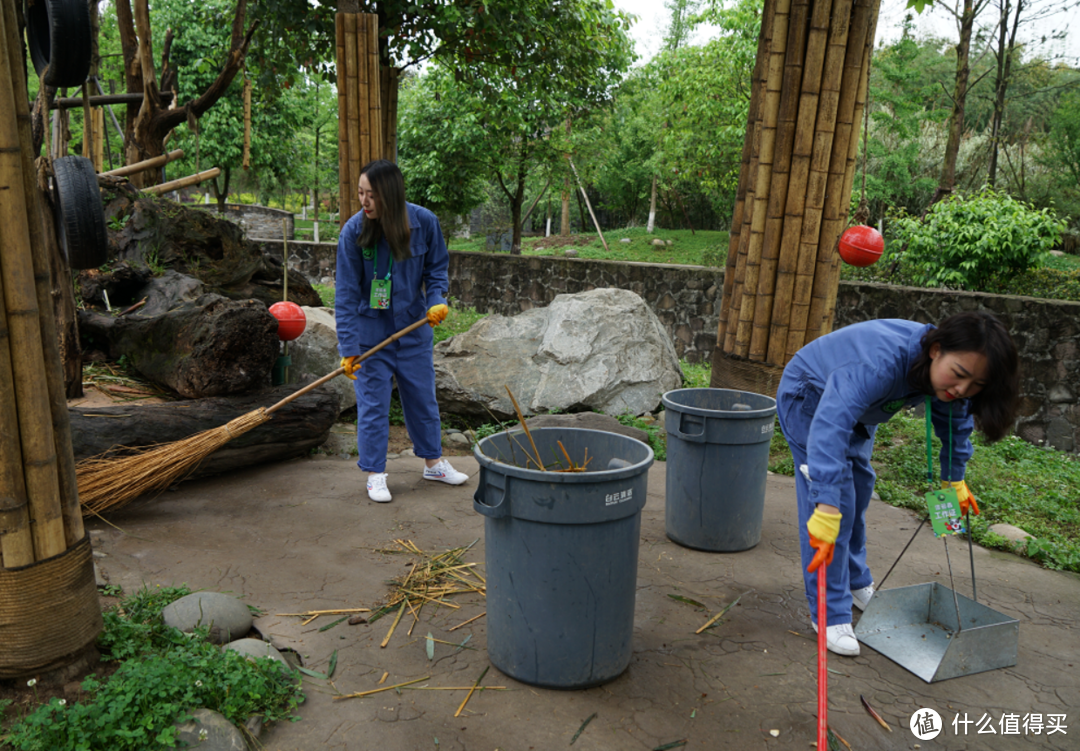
[70,384,340,481]
[79,294,278,398]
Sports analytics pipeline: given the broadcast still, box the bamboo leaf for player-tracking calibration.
[652,741,688,751]
[426,632,436,660]
[318,616,349,632]
[570,712,597,745]
[296,666,328,680]
[328,650,338,678]
[667,594,706,609]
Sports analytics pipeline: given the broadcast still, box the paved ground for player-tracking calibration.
[89,453,1079,751]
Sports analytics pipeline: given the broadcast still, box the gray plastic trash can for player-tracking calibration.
[662,388,776,552]
[473,427,653,689]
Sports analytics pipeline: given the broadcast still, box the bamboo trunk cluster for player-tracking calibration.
[715,0,879,389]
[335,12,383,226]
[0,0,85,567]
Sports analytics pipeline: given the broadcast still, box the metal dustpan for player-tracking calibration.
[854,581,1018,682]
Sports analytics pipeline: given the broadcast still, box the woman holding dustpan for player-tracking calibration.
[335,160,469,503]
[776,312,1020,656]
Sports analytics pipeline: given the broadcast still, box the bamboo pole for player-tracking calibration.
[345,14,362,221]
[0,276,34,568]
[569,159,610,252]
[717,0,772,349]
[140,167,221,195]
[335,13,351,225]
[3,0,86,547]
[102,148,184,177]
[806,0,874,341]
[785,0,853,358]
[364,14,384,165]
[0,8,66,561]
[748,0,810,362]
[356,14,371,168]
[731,0,791,358]
[764,0,833,365]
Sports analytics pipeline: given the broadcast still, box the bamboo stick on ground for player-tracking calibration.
[748,0,810,362]
[765,0,834,365]
[335,675,429,700]
[0,23,66,560]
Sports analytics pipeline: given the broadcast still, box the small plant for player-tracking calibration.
[144,248,166,276]
[615,413,666,462]
[312,283,335,307]
[107,214,131,232]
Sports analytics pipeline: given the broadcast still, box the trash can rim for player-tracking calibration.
[662,387,776,419]
[473,427,654,483]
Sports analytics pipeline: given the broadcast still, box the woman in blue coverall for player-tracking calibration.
[335,160,468,503]
[776,312,1019,656]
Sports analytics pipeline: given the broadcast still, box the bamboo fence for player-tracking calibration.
[335,12,383,226]
[0,0,102,678]
[714,0,880,394]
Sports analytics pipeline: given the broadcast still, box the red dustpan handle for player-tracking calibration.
[817,560,828,748]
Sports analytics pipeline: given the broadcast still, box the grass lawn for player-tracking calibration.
[293,217,340,243]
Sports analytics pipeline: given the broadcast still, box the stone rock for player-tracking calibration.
[288,306,356,414]
[434,288,683,418]
[163,592,253,644]
[224,638,292,673]
[565,248,578,258]
[989,523,1034,545]
[1050,250,1065,257]
[524,412,649,444]
[652,238,665,247]
[620,238,631,244]
[447,432,471,447]
[174,708,246,751]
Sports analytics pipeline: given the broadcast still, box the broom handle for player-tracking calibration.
[817,560,828,749]
[265,317,430,416]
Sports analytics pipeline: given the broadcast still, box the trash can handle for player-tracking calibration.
[671,412,708,443]
[473,467,511,519]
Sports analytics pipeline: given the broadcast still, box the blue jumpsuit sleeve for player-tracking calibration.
[931,399,974,482]
[335,219,364,358]
[805,367,887,512]
[421,213,449,310]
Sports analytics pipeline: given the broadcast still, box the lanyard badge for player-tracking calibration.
[923,396,966,536]
[368,248,392,310]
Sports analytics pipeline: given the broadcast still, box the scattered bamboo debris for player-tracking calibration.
[454,665,490,717]
[363,539,487,649]
[861,694,893,732]
[570,712,598,745]
[448,611,486,632]
[695,593,745,635]
[276,607,372,628]
[335,675,429,700]
[478,387,596,472]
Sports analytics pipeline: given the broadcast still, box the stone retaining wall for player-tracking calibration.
[202,204,295,240]
[259,240,1080,451]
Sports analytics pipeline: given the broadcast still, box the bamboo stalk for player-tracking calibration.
[732,0,791,358]
[448,612,486,632]
[363,13,383,166]
[335,675,429,700]
[345,14,362,221]
[356,14,370,166]
[101,148,184,176]
[749,0,810,362]
[765,0,834,365]
[335,13,351,224]
[81,82,94,167]
[786,0,853,358]
[380,600,406,648]
[0,9,66,560]
[140,167,221,195]
[455,666,489,717]
[0,277,34,568]
[806,0,875,341]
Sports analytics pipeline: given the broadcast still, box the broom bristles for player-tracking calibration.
[77,408,270,516]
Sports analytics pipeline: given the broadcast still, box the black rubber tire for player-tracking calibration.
[53,156,108,270]
[26,0,92,88]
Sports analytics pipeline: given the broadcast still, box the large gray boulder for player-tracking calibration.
[287,306,356,413]
[434,288,682,418]
[162,592,253,644]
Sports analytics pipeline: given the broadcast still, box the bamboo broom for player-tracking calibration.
[731,0,791,358]
[806,0,874,341]
[764,0,833,365]
[3,0,85,549]
[0,24,67,561]
[76,317,431,515]
[335,13,351,224]
[785,0,853,359]
[748,0,810,362]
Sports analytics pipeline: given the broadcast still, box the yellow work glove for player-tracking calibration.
[427,303,449,327]
[943,479,980,516]
[806,508,842,574]
[340,356,362,380]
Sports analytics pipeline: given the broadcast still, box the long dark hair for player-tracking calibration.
[908,311,1020,442]
[357,160,412,262]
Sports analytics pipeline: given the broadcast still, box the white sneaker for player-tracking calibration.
[422,459,469,486]
[366,473,392,503]
[811,621,861,657]
[851,583,875,611]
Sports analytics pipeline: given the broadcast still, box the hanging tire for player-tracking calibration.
[53,156,108,270]
[26,0,92,88]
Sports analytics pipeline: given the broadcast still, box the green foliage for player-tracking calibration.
[434,303,488,345]
[615,414,667,461]
[885,189,1065,289]
[680,360,712,389]
[312,283,335,308]
[7,585,304,751]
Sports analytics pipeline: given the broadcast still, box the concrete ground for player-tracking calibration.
[89,454,1079,751]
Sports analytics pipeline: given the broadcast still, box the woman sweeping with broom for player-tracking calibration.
[776,312,1019,656]
[336,160,469,503]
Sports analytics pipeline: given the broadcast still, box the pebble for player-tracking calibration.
[163,592,253,645]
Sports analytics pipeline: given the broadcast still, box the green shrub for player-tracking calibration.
[886,189,1066,290]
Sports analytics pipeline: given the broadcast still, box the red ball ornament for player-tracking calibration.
[837,225,884,267]
[269,301,306,341]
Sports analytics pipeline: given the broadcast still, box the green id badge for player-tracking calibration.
[925,487,965,537]
[370,278,391,309]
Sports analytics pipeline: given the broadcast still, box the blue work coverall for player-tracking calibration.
[776,319,974,626]
[335,203,450,473]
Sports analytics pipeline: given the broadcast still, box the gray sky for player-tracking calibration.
[613,0,1079,66]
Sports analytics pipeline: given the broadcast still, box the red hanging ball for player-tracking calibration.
[269,301,306,341]
[837,225,884,267]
